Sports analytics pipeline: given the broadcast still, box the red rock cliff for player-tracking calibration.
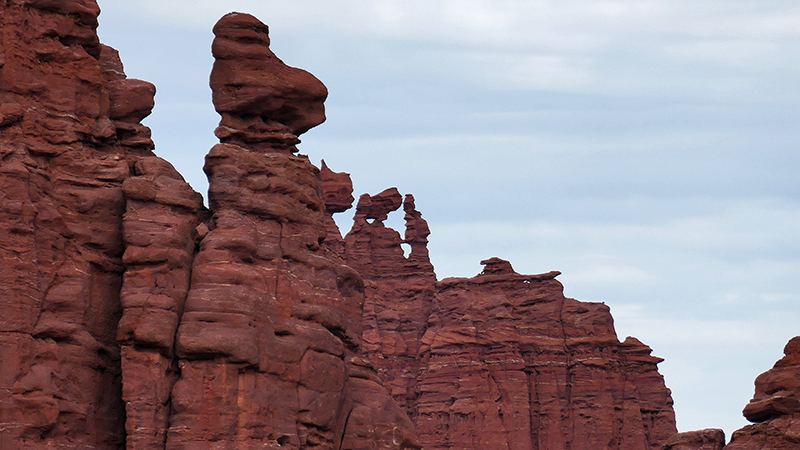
[1,3,684,450]
[339,187,678,450]
[0,0,164,447]
[163,12,417,450]
[0,4,418,449]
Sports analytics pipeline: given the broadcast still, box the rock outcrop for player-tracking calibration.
[0,4,418,449]
[345,189,438,413]
[668,336,800,450]
[0,1,160,447]
[722,336,800,450]
[141,11,418,450]
[0,3,684,450]
[341,191,678,450]
[662,429,726,450]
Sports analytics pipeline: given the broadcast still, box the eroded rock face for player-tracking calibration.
[662,429,726,450]
[344,189,437,412]
[723,336,800,450]
[0,1,163,448]
[210,12,328,153]
[117,156,205,449]
[343,192,677,450]
[320,160,354,257]
[164,12,418,450]
[1,4,684,450]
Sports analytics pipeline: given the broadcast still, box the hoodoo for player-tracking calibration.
[15,2,794,450]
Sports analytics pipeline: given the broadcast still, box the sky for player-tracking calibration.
[96,0,800,440]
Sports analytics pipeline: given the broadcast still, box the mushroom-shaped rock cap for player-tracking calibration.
[480,257,516,275]
[210,12,328,150]
[356,188,403,221]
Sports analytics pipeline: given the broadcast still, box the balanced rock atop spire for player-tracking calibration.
[210,12,328,153]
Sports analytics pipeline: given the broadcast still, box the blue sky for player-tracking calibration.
[97,0,800,438]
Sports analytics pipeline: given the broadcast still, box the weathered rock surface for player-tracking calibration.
[668,336,800,450]
[209,12,327,153]
[1,3,687,450]
[117,156,205,449]
[164,12,418,450]
[342,191,677,450]
[345,189,437,412]
[722,336,800,450]
[0,4,418,449]
[320,160,354,257]
[0,1,160,448]
[662,429,726,450]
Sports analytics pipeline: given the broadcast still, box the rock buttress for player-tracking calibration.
[0,1,176,448]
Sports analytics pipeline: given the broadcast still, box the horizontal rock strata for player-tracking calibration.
[722,336,800,450]
[1,3,688,450]
[342,191,677,450]
[0,1,160,448]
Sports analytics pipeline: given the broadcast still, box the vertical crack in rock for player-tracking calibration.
[164,12,419,450]
[2,3,752,450]
[345,204,678,450]
[0,1,175,448]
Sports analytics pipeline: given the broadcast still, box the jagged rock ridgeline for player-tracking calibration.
[3,2,794,450]
[339,187,677,449]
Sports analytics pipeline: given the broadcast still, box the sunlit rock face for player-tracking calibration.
[343,188,678,450]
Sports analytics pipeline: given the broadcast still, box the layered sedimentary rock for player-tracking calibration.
[319,160,353,257]
[0,1,160,447]
[342,191,677,450]
[0,3,418,448]
[662,429,726,450]
[344,189,437,412]
[117,156,205,449]
[722,336,800,450]
[1,2,684,450]
[666,337,800,450]
[164,12,418,449]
